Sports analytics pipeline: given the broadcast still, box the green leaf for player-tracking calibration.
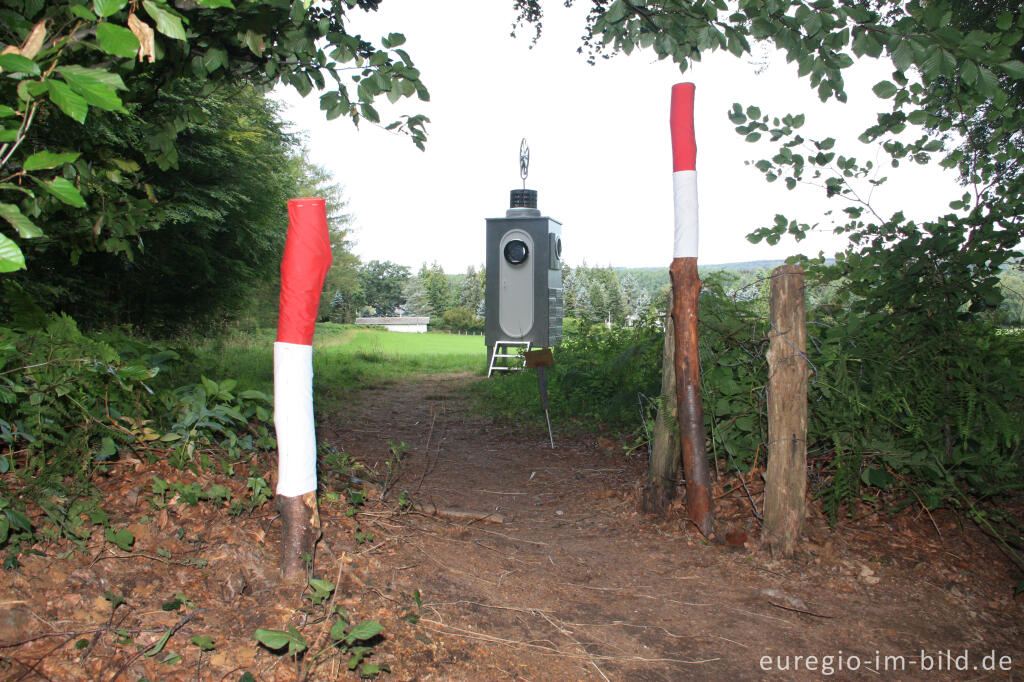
[47,80,88,123]
[960,60,979,86]
[308,578,335,594]
[5,508,31,532]
[976,67,999,96]
[105,527,135,550]
[871,80,897,99]
[196,0,234,7]
[190,635,215,651]
[0,203,42,238]
[253,629,290,649]
[999,60,1024,79]
[94,0,127,17]
[202,48,228,73]
[907,110,928,125]
[99,436,118,456]
[23,150,81,171]
[41,177,87,208]
[604,0,626,23]
[345,621,383,644]
[891,40,914,73]
[0,105,14,118]
[329,619,348,640]
[145,629,173,657]
[254,627,305,654]
[71,5,97,20]
[143,0,187,41]
[0,54,40,76]
[360,663,387,677]
[57,65,127,112]
[97,23,140,58]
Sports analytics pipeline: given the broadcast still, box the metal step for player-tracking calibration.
[487,341,531,377]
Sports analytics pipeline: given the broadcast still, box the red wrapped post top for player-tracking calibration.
[670,83,697,172]
[277,197,332,345]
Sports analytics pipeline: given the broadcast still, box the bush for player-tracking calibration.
[437,307,484,333]
[0,305,275,563]
[482,269,1024,527]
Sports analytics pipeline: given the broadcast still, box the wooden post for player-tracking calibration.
[643,289,679,514]
[278,492,321,579]
[275,197,332,581]
[764,264,808,557]
[671,258,714,537]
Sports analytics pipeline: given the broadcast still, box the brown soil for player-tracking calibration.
[1,372,1022,681]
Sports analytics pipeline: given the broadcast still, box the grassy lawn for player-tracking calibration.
[186,324,486,407]
[329,326,485,356]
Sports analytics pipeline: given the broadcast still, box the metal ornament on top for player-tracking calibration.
[485,139,564,369]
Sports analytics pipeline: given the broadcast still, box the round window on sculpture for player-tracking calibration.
[504,239,529,265]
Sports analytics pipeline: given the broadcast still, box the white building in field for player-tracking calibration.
[354,317,430,333]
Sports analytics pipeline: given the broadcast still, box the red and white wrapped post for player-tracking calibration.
[275,197,332,579]
[669,83,715,537]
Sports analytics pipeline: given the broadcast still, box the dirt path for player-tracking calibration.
[0,373,1020,681]
[323,374,1023,681]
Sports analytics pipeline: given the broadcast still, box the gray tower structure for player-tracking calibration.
[484,187,563,360]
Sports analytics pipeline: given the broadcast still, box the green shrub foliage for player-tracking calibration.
[486,269,1024,524]
[0,290,274,562]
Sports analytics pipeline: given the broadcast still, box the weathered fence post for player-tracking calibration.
[644,288,679,514]
[764,264,808,557]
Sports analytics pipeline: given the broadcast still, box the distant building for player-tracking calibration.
[354,316,430,334]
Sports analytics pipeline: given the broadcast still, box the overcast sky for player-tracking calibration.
[275,1,962,273]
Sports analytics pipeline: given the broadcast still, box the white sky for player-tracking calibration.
[275,0,963,272]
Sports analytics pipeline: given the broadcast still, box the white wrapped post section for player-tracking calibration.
[274,342,317,496]
[672,171,698,258]
[671,83,699,259]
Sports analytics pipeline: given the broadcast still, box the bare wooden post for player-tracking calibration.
[278,492,321,579]
[764,264,808,557]
[671,258,715,537]
[643,288,679,514]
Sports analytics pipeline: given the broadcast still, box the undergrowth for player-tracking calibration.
[0,299,489,567]
[0,305,279,565]
[482,270,1024,571]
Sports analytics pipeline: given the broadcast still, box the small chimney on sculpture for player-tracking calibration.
[508,138,540,218]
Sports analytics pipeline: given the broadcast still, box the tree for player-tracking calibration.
[619,272,650,320]
[456,265,485,313]
[401,275,428,316]
[514,1,1024,541]
[358,260,410,316]
[418,261,453,318]
[593,265,626,325]
[514,0,1024,323]
[12,79,300,331]
[562,263,580,319]
[1,0,430,274]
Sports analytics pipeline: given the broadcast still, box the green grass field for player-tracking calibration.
[186,324,487,408]
[322,326,485,356]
